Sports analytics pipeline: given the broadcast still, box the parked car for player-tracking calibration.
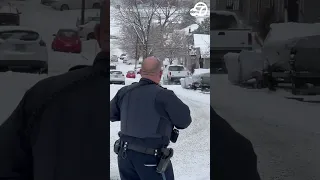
[119,53,126,60]
[0,5,21,26]
[110,63,116,70]
[51,0,101,11]
[111,55,118,62]
[162,65,190,84]
[52,29,81,53]
[0,26,48,74]
[41,0,58,5]
[77,16,99,40]
[125,59,136,65]
[126,70,136,78]
[110,70,125,84]
[181,72,210,91]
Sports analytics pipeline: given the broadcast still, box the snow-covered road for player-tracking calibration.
[0,1,211,179]
[211,75,320,180]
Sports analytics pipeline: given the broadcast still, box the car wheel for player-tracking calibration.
[87,33,95,40]
[60,4,69,11]
[92,3,100,9]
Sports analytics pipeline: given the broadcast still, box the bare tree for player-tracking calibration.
[115,0,188,59]
[155,30,188,64]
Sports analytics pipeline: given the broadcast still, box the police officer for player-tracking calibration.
[110,57,192,180]
[0,1,111,179]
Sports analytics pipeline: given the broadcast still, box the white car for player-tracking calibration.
[51,0,101,11]
[162,65,190,84]
[77,16,100,40]
[110,70,125,84]
[0,26,48,74]
[110,63,116,70]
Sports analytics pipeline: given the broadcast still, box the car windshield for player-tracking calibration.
[0,13,19,25]
[128,71,134,73]
[168,66,184,71]
[120,54,126,56]
[58,30,78,38]
[111,71,122,75]
[0,30,39,41]
[211,13,237,29]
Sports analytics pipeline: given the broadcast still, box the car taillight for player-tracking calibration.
[39,40,46,46]
[248,33,252,45]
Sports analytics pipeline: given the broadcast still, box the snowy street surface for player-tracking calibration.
[212,75,320,180]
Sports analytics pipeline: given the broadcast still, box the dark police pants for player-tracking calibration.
[118,149,174,180]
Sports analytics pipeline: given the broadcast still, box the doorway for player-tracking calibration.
[287,0,299,22]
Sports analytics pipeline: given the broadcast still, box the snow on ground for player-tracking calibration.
[211,75,320,179]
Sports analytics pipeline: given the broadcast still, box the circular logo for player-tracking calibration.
[190,2,208,17]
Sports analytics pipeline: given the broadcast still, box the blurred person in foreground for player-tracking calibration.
[211,107,261,180]
[0,1,111,179]
[110,57,192,180]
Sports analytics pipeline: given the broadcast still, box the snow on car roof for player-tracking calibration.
[193,68,210,75]
[0,5,18,14]
[0,26,38,32]
[265,23,320,44]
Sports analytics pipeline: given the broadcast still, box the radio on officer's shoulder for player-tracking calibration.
[170,129,179,143]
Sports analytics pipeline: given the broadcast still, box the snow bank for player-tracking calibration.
[212,75,320,133]
[193,68,210,75]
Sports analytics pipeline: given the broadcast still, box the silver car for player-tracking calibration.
[0,26,48,74]
[110,70,125,84]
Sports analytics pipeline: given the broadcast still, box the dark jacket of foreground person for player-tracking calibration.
[0,52,110,180]
[211,107,261,180]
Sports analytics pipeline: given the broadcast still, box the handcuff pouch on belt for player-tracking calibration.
[156,148,174,174]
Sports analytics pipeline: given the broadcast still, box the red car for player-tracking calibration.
[126,70,136,78]
[51,29,81,53]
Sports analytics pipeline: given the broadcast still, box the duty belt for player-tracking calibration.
[120,141,162,156]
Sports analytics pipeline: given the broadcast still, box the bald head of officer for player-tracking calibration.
[140,56,163,84]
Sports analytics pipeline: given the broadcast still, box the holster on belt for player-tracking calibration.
[156,148,174,174]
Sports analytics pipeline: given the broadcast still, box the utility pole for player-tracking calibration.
[81,0,85,25]
[135,35,139,70]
